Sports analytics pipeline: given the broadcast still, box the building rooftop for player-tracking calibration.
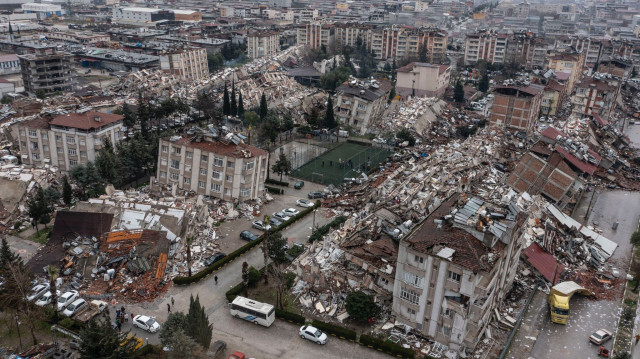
[494,83,544,97]
[336,79,392,102]
[166,135,268,158]
[50,111,124,130]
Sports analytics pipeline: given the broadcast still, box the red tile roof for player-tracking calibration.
[50,111,123,130]
[554,145,596,175]
[523,242,564,284]
[167,136,268,158]
[541,126,567,141]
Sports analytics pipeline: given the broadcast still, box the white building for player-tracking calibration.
[21,3,62,18]
[159,47,209,82]
[246,31,280,59]
[0,53,20,75]
[334,79,393,135]
[112,7,172,25]
[396,62,450,98]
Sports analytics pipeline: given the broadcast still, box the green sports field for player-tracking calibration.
[292,142,392,185]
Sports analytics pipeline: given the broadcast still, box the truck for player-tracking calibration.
[74,300,108,323]
[548,281,591,324]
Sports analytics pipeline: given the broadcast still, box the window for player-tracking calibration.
[170,172,179,181]
[210,183,221,192]
[245,161,254,171]
[212,170,221,180]
[444,308,452,318]
[240,188,250,197]
[442,326,451,336]
[199,181,205,189]
[32,153,40,160]
[185,164,191,172]
[161,158,167,166]
[213,157,224,167]
[42,133,48,140]
[66,135,75,144]
[69,159,78,167]
[226,175,233,182]
[433,265,438,271]
[201,155,208,162]
[415,255,424,264]
[186,151,193,159]
[173,147,181,154]
[68,148,77,156]
[80,151,86,158]
[227,161,234,168]
[28,130,37,137]
[162,145,168,153]
[55,135,62,142]
[200,168,206,175]
[184,178,190,184]
[448,271,461,283]
[56,147,63,153]
[403,271,423,288]
[43,145,49,152]
[31,142,38,150]
[400,288,419,304]
[170,160,180,169]
[407,307,416,316]
[19,130,25,136]
[160,171,166,178]
[357,103,366,110]
[79,139,86,146]
[225,188,231,195]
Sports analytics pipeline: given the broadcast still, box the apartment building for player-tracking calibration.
[19,48,74,95]
[159,47,208,82]
[546,49,584,95]
[0,53,20,75]
[506,31,548,69]
[464,31,508,65]
[571,76,618,120]
[490,84,544,132]
[14,111,124,171]
[554,36,602,69]
[156,135,268,201]
[396,62,450,98]
[246,31,280,59]
[392,194,527,351]
[296,23,334,50]
[541,79,567,116]
[334,79,392,135]
[22,3,62,19]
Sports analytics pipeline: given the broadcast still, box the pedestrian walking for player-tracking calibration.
[131,313,134,322]
[120,312,125,323]
[635,333,640,344]
[214,275,218,285]
[167,303,171,313]
[121,306,125,314]
[117,321,121,332]
[171,297,175,306]
[116,309,120,320]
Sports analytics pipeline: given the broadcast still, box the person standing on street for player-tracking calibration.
[171,297,175,306]
[214,275,218,285]
[167,303,171,313]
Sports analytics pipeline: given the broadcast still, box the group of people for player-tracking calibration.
[114,306,131,332]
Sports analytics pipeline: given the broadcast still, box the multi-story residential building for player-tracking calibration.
[159,47,208,82]
[540,79,567,117]
[19,47,74,95]
[571,76,618,120]
[293,8,319,22]
[13,111,124,171]
[396,62,450,98]
[333,23,371,48]
[40,31,111,45]
[296,23,334,50]
[392,194,527,351]
[546,49,584,95]
[0,53,20,75]
[464,30,508,65]
[506,31,548,69]
[156,134,268,201]
[490,84,544,132]
[246,31,280,59]
[513,1,530,18]
[334,79,392,135]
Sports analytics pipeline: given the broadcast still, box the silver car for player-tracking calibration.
[252,220,272,231]
[299,325,328,345]
[57,290,79,311]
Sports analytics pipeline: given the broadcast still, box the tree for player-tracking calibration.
[230,81,237,117]
[388,86,396,104]
[186,236,194,277]
[323,97,336,129]
[27,187,52,234]
[0,237,18,271]
[396,128,416,146]
[266,231,288,264]
[259,93,268,120]
[307,107,321,128]
[454,81,465,103]
[0,255,39,347]
[70,162,104,199]
[185,295,213,349]
[242,261,249,297]
[320,66,351,91]
[418,43,428,62]
[136,92,150,137]
[78,316,134,359]
[244,110,259,127]
[165,329,205,359]
[121,103,136,129]
[47,266,59,319]
[222,83,230,116]
[237,90,244,117]
[261,215,270,284]
[271,153,292,182]
[95,137,118,186]
[631,231,640,246]
[383,62,392,72]
[258,116,279,144]
[43,187,60,205]
[478,73,489,93]
[345,291,381,323]
[613,351,632,359]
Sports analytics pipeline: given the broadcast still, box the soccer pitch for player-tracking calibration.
[292,142,392,185]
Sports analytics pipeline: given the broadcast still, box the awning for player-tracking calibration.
[523,242,564,284]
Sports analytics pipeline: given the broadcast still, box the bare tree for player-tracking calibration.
[262,215,270,284]
[0,260,39,346]
[47,266,59,318]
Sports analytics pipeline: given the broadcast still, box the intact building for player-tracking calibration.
[13,111,124,171]
[156,135,268,201]
[334,79,393,135]
[21,3,62,18]
[392,194,527,351]
[490,84,544,132]
[246,31,280,59]
[112,7,174,25]
[19,48,74,95]
[464,30,508,65]
[159,47,209,82]
[396,62,450,98]
[0,53,20,75]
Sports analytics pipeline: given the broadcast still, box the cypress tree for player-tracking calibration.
[238,91,244,117]
[222,83,230,116]
[259,93,268,120]
[230,80,237,117]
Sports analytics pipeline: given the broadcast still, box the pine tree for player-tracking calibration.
[238,91,244,117]
[259,93,268,120]
[95,138,117,186]
[62,175,72,207]
[79,317,133,359]
[388,86,396,104]
[478,73,489,93]
[323,97,336,129]
[27,187,52,234]
[121,103,136,129]
[185,295,213,349]
[271,153,292,182]
[0,237,18,270]
[454,81,465,103]
[222,83,230,116]
[230,80,237,117]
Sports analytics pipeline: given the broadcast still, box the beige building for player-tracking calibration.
[546,50,584,95]
[464,30,508,65]
[156,135,268,201]
[246,31,280,59]
[490,84,544,132]
[13,111,124,171]
[296,23,334,50]
[159,47,209,82]
[396,62,450,98]
[334,79,392,135]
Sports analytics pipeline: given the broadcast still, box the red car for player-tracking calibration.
[228,352,245,359]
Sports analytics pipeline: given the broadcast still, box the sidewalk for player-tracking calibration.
[502,288,548,359]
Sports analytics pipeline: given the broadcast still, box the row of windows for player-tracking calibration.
[400,287,420,305]
[230,304,269,320]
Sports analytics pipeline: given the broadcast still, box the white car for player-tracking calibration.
[252,220,272,231]
[62,298,87,317]
[35,290,60,307]
[27,283,50,301]
[57,290,79,311]
[272,212,292,222]
[282,208,300,217]
[299,325,328,345]
[133,315,161,333]
[296,199,314,208]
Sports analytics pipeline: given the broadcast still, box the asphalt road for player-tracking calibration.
[529,190,640,359]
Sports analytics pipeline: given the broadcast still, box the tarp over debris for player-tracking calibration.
[523,242,565,284]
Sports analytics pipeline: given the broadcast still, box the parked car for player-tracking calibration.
[27,284,50,301]
[294,181,304,189]
[62,298,87,317]
[589,329,613,345]
[252,220,272,231]
[299,325,328,345]
[296,199,314,208]
[35,290,60,307]
[269,217,283,227]
[308,191,325,199]
[133,315,161,333]
[228,352,245,359]
[57,290,79,311]
[204,253,226,267]
[272,212,291,222]
[210,340,227,357]
[240,231,260,241]
[282,208,300,217]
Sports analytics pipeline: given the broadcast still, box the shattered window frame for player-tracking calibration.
[400,287,419,304]
[211,183,221,192]
[403,271,423,288]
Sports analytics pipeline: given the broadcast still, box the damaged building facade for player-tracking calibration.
[392,194,527,352]
[334,78,392,135]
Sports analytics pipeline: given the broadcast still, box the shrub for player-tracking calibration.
[226,282,245,302]
[287,245,305,258]
[59,318,75,329]
[311,319,356,341]
[359,334,415,358]
[345,291,380,322]
[265,185,283,195]
[284,272,296,289]
[13,221,22,229]
[248,266,261,287]
[265,178,289,187]
[133,344,155,357]
[309,216,346,243]
[275,309,306,325]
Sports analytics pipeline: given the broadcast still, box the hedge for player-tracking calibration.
[359,334,415,358]
[265,178,289,187]
[226,281,245,302]
[275,309,306,325]
[174,202,320,285]
[308,216,346,243]
[265,185,284,194]
[311,319,357,341]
